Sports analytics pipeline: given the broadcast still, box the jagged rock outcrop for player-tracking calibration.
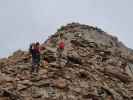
[0,23,133,100]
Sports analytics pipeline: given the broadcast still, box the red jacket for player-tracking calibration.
[59,41,65,49]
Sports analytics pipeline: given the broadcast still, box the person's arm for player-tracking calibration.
[30,45,35,54]
[32,45,34,49]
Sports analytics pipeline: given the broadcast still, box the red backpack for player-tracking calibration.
[59,41,65,49]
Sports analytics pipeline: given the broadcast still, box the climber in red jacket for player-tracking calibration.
[58,37,65,56]
[57,34,65,66]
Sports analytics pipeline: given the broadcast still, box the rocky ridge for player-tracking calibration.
[0,23,133,100]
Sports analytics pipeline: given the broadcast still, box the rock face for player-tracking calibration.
[0,23,133,100]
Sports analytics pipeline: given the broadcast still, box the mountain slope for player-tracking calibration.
[0,23,133,100]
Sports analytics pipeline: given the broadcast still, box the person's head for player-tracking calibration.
[36,42,40,48]
[31,43,36,48]
[59,32,63,38]
[36,42,40,45]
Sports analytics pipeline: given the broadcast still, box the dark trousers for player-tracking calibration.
[31,58,40,73]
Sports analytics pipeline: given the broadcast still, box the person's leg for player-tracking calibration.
[59,48,64,67]
[57,48,61,66]
[32,64,36,73]
[60,49,63,58]
[35,59,40,73]
[34,64,38,73]
[31,58,36,73]
[31,64,34,73]
[36,63,40,73]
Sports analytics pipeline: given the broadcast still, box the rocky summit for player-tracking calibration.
[0,23,133,100]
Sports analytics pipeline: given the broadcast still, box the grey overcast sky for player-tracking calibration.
[0,0,133,58]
